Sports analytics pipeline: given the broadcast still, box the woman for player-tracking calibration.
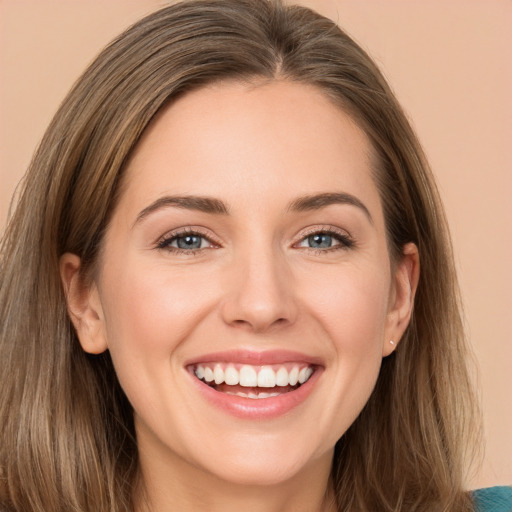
[0,0,510,510]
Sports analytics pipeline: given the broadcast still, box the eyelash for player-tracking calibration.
[294,226,355,253]
[156,227,219,255]
[156,226,355,255]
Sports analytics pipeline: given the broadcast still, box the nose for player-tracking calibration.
[220,247,298,333]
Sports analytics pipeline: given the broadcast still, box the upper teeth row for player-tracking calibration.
[194,364,313,388]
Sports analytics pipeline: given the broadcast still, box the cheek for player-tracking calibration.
[97,260,221,425]
[97,259,223,410]
[101,260,216,351]
[299,263,391,353]
[298,263,389,425]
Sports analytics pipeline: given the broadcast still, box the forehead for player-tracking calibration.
[120,80,381,220]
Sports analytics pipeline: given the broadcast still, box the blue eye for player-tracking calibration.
[172,234,204,250]
[297,230,353,251]
[157,231,213,252]
[306,233,335,248]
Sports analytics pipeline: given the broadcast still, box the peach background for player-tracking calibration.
[1,0,510,488]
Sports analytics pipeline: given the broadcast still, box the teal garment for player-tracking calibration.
[473,486,512,512]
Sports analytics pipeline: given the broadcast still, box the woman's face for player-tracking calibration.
[64,80,416,488]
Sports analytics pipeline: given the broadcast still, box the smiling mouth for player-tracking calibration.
[191,362,315,399]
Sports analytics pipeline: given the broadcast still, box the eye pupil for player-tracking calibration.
[308,233,332,248]
[177,235,202,249]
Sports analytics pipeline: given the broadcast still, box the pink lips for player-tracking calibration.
[185,350,323,419]
[185,349,324,367]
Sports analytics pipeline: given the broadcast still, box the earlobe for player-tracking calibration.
[59,253,108,354]
[383,243,420,357]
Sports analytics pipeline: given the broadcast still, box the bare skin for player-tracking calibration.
[61,80,418,512]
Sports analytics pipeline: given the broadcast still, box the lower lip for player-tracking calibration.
[188,368,322,420]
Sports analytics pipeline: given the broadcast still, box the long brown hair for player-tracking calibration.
[0,1,480,510]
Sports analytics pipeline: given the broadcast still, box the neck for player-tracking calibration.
[135,442,337,512]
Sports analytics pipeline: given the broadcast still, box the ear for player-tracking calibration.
[60,253,108,354]
[383,242,420,357]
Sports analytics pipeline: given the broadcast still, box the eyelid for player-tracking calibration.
[293,225,355,250]
[154,224,354,253]
[156,226,222,251]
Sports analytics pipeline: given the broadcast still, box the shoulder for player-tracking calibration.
[472,486,512,512]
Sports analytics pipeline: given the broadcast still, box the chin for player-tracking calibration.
[203,453,322,487]
[184,431,331,487]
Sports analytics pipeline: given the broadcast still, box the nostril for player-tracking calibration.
[229,316,290,333]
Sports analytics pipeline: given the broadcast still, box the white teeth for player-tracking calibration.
[257,366,276,388]
[225,390,283,399]
[239,365,258,387]
[298,367,313,384]
[288,366,299,386]
[194,363,315,389]
[224,364,239,385]
[195,365,205,380]
[257,392,281,398]
[204,366,214,383]
[275,366,289,386]
[214,364,224,385]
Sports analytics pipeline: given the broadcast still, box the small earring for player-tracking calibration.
[389,340,395,345]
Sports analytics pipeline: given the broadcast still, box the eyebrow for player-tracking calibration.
[288,192,373,224]
[135,195,229,224]
[134,191,372,225]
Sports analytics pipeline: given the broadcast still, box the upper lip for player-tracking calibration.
[184,349,324,367]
